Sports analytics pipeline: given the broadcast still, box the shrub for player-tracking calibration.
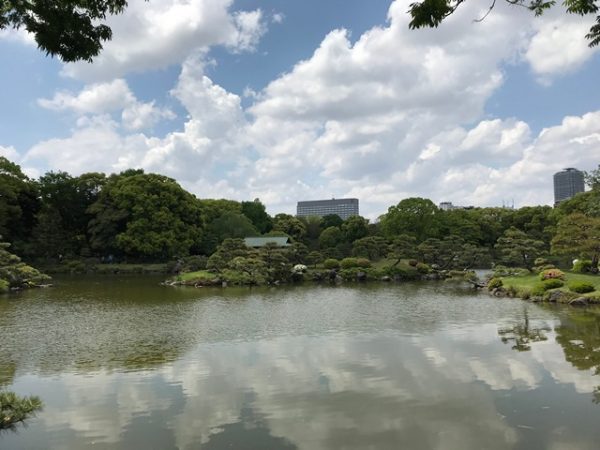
[572,259,593,273]
[534,257,549,266]
[340,258,359,269]
[568,281,595,294]
[416,262,431,274]
[531,283,547,297]
[540,269,565,280]
[323,258,340,270]
[0,279,9,293]
[384,264,420,280]
[542,279,564,290]
[487,277,503,291]
[355,258,372,268]
[493,267,529,277]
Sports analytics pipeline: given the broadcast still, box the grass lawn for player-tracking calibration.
[502,272,600,296]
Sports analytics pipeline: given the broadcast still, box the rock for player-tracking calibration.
[356,271,367,282]
[530,296,543,303]
[328,270,338,281]
[221,281,228,288]
[569,297,588,307]
[546,290,566,303]
[381,276,391,282]
[492,288,506,297]
[334,275,343,284]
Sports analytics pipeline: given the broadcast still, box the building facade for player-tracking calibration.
[554,168,585,205]
[296,198,359,220]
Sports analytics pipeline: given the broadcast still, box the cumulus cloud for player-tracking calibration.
[17,0,600,217]
[60,0,267,80]
[38,79,175,131]
[524,13,599,81]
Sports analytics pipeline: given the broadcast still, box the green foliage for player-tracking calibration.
[88,172,204,261]
[319,226,344,249]
[1,0,130,62]
[416,262,431,274]
[207,239,248,272]
[495,227,546,270]
[531,283,548,297]
[542,279,565,290]
[0,157,39,251]
[0,391,43,430]
[408,0,600,47]
[352,236,388,260]
[305,251,323,267]
[241,200,273,234]
[208,211,259,242]
[383,263,420,280]
[341,215,369,242]
[585,164,600,190]
[487,277,503,291]
[339,257,371,269]
[321,214,343,229]
[272,214,306,241]
[552,213,600,270]
[323,258,340,269]
[568,281,596,294]
[573,259,594,273]
[0,279,8,293]
[388,234,418,265]
[0,241,51,289]
[380,197,439,241]
[540,269,565,280]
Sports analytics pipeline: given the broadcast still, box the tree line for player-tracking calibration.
[1,156,599,271]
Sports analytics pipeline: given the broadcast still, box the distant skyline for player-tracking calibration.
[1,0,600,220]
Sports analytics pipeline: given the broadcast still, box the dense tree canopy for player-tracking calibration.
[88,172,203,261]
[408,0,600,47]
[1,0,132,62]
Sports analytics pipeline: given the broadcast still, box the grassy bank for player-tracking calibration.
[496,271,600,304]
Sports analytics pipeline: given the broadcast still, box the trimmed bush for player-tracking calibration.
[384,264,420,280]
[416,262,431,274]
[0,279,9,293]
[340,258,359,269]
[572,259,593,273]
[531,283,547,297]
[487,277,503,291]
[542,279,564,290]
[534,257,549,266]
[323,258,340,270]
[355,258,372,268]
[568,281,595,294]
[407,259,419,267]
[540,269,565,280]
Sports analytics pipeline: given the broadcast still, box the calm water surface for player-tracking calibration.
[1,276,600,449]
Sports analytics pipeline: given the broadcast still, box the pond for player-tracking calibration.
[1,276,600,449]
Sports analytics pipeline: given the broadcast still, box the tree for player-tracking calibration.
[341,215,369,243]
[241,199,273,234]
[319,226,344,249]
[389,234,418,266]
[352,236,389,261]
[321,214,344,229]
[1,0,134,62]
[207,238,248,272]
[0,157,39,251]
[272,214,306,241]
[209,211,259,242]
[0,240,50,292]
[408,0,600,47]
[552,213,600,271]
[585,164,600,190]
[380,198,439,241]
[88,172,204,261]
[495,227,546,270]
[418,235,465,269]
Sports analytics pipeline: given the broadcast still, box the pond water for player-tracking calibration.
[1,276,600,449]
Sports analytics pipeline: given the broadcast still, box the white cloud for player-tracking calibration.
[18,0,600,218]
[525,14,599,81]
[60,0,267,80]
[38,79,175,131]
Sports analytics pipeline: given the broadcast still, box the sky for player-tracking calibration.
[1,0,600,219]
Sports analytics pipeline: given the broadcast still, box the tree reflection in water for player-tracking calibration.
[497,308,550,352]
[202,393,297,450]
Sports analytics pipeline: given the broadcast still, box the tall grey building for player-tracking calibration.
[297,198,359,220]
[553,168,585,205]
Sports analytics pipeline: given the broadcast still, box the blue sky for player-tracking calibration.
[1,0,599,218]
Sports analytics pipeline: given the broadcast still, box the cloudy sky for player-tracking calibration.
[1,0,599,218]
